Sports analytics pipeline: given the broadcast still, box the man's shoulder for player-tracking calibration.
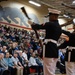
[45,22,55,25]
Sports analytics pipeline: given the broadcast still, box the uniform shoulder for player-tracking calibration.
[44,22,52,25]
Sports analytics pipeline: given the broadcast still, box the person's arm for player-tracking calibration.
[62,30,71,37]
[17,58,23,67]
[58,41,68,49]
[1,59,8,70]
[18,61,23,68]
[31,23,45,30]
[8,59,15,68]
[28,20,45,30]
[36,58,42,66]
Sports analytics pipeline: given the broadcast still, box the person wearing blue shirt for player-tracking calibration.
[4,52,17,75]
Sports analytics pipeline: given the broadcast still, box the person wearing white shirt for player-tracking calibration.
[28,52,40,75]
[22,49,29,63]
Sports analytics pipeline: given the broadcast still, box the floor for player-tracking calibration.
[29,73,66,75]
[29,68,66,75]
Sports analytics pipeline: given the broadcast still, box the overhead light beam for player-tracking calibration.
[29,0,41,7]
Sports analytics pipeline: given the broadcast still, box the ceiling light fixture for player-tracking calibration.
[73,18,75,24]
[29,0,41,7]
[72,0,75,5]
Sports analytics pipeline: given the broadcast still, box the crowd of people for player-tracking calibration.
[0,25,43,75]
[0,24,67,75]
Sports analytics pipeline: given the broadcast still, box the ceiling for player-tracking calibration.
[5,0,75,17]
[1,0,75,16]
[1,0,75,24]
[27,0,75,16]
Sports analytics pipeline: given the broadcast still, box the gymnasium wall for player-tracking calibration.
[0,0,48,29]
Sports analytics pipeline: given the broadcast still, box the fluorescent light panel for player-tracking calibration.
[29,0,41,7]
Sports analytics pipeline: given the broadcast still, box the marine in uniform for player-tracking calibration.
[58,24,75,75]
[28,8,62,75]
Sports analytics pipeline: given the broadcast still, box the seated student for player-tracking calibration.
[4,52,17,75]
[0,53,8,75]
[22,49,29,63]
[1,46,8,55]
[27,49,34,60]
[56,50,66,74]
[35,54,43,72]
[11,52,23,75]
[18,51,30,75]
[28,52,41,75]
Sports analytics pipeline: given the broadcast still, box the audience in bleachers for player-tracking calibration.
[0,25,44,75]
[0,25,66,75]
